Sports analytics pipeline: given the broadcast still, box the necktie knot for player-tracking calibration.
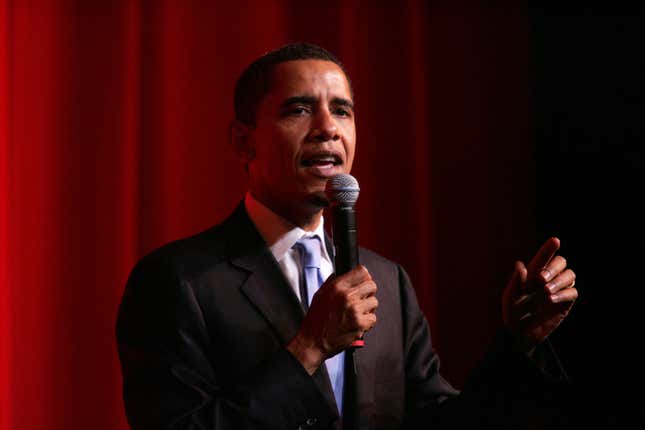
[295,236,321,269]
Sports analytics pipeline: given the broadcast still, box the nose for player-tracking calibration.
[309,108,339,142]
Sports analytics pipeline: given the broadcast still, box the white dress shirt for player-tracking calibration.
[244,192,334,302]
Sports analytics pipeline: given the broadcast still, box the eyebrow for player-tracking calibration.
[332,97,355,110]
[280,96,355,110]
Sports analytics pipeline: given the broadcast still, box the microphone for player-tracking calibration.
[324,173,363,348]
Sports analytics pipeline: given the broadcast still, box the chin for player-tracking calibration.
[305,191,329,209]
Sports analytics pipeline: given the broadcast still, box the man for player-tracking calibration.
[116,43,578,429]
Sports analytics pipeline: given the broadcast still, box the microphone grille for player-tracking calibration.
[325,173,360,206]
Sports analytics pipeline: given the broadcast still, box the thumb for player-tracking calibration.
[516,260,528,289]
[502,261,528,326]
[506,260,528,296]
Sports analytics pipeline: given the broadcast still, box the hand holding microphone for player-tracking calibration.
[324,174,371,348]
[287,174,378,374]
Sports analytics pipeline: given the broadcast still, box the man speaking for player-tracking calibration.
[116,43,578,429]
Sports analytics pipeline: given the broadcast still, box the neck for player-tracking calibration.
[249,192,324,232]
[294,212,323,232]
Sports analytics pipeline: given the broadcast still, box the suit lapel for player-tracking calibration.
[224,203,304,344]
[223,203,340,418]
[236,252,305,342]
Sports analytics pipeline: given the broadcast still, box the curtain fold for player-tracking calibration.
[0,1,530,429]
[1,1,11,427]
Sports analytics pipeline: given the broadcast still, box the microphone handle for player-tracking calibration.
[332,205,364,348]
[333,205,363,430]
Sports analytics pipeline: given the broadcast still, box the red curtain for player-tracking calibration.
[0,1,532,429]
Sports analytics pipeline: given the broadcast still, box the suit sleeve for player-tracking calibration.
[116,252,334,430]
[397,264,574,429]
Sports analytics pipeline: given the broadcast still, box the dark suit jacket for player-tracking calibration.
[116,203,571,430]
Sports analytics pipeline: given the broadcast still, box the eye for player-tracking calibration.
[288,105,311,116]
[333,107,352,117]
[331,103,354,117]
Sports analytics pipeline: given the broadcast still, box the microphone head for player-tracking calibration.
[325,173,360,207]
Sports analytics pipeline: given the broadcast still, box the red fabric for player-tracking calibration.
[1,1,10,427]
[0,1,532,429]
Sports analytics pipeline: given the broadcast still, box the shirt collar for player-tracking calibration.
[244,192,332,264]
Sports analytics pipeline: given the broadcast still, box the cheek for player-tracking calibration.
[343,127,357,170]
[256,128,294,165]
[345,152,355,173]
[271,124,306,165]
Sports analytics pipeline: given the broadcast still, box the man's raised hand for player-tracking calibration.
[502,237,578,349]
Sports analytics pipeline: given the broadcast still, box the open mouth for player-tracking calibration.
[301,152,342,168]
[300,152,343,178]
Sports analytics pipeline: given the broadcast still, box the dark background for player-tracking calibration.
[531,5,645,425]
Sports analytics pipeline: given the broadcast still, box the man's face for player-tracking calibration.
[245,59,356,223]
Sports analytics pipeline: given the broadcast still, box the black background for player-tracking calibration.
[531,5,645,425]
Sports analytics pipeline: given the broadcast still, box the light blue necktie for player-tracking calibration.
[295,236,345,415]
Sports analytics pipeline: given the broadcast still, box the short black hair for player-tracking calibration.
[233,42,352,126]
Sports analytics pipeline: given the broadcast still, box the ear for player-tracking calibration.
[229,120,256,163]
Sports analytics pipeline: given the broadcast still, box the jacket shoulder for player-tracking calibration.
[132,223,228,279]
[130,203,257,281]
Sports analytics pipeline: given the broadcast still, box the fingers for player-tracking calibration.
[534,245,578,303]
[345,277,378,332]
[544,267,578,304]
[526,237,560,277]
[353,293,378,315]
[549,286,578,304]
[506,259,577,315]
[544,267,575,294]
[320,265,376,296]
[314,264,378,331]
[327,265,377,302]
[347,277,377,299]
[540,255,567,284]
[350,300,378,333]
[335,265,372,287]
[341,268,378,336]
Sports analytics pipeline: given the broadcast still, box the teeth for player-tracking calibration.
[303,156,339,166]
